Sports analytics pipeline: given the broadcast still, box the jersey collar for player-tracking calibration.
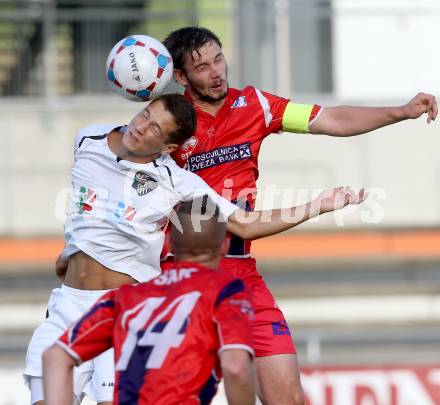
[172,260,217,272]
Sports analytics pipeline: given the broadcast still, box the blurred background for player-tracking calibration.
[0,0,439,403]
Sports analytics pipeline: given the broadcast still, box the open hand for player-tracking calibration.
[313,186,368,215]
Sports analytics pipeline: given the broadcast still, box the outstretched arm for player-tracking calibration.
[310,92,437,137]
[227,187,367,240]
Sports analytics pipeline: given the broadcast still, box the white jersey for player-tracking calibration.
[62,124,239,282]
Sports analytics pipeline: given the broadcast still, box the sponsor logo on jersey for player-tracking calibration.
[231,96,247,109]
[230,298,254,318]
[180,136,198,151]
[132,171,158,196]
[272,320,291,336]
[114,202,136,221]
[207,126,215,137]
[188,142,252,172]
[109,201,136,229]
[78,186,96,214]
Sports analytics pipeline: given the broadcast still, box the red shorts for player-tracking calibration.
[219,257,296,357]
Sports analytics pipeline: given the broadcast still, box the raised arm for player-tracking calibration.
[226,187,367,240]
[309,93,437,137]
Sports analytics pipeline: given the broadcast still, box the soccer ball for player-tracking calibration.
[106,35,173,102]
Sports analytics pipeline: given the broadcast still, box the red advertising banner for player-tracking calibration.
[301,365,440,405]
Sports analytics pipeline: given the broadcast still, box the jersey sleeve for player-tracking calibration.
[252,87,290,136]
[213,278,254,356]
[252,87,322,135]
[281,102,323,133]
[174,168,239,221]
[56,290,117,364]
[73,123,121,159]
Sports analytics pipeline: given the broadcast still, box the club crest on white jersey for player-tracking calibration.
[132,171,158,196]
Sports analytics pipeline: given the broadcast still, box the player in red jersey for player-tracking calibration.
[43,196,256,405]
[163,27,438,405]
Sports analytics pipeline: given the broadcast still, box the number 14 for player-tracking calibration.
[117,291,201,370]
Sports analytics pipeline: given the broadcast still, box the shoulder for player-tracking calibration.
[182,266,244,300]
[161,155,204,186]
[75,123,122,150]
[240,86,267,99]
[240,86,286,104]
[213,275,246,307]
[156,154,191,185]
[230,86,283,110]
[193,267,244,296]
[156,153,180,172]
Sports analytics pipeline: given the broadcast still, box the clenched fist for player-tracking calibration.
[402,92,438,123]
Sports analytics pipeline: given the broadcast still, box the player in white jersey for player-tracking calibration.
[24,93,367,405]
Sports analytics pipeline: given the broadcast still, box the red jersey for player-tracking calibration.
[57,261,254,405]
[173,86,289,205]
[171,86,288,256]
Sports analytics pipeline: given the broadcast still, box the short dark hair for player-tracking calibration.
[152,93,197,145]
[163,27,222,70]
[171,195,226,258]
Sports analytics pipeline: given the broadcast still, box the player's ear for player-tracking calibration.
[161,143,179,154]
[174,69,188,87]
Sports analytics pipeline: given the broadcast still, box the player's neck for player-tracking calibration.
[175,253,220,270]
[188,90,226,117]
[193,99,224,117]
[121,151,160,164]
[108,130,160,164]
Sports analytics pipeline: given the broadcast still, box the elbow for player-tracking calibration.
[42,345,57,365]
[236,226,258,241]
[228,223,251,241]
[222,363,250,383]
[43,344,76,368]
[236,226,251,241]
[221,352,253,382]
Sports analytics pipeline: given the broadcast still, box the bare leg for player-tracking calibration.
[255,354,305,405]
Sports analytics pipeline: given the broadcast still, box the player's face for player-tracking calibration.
[179,41,228,102]
[123,101,178,157]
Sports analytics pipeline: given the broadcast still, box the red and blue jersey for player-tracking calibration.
[57,261,254,405]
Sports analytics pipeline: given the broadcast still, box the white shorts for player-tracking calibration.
[24,284,115,403]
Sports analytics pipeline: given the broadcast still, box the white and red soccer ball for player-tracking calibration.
[106,35,173,102]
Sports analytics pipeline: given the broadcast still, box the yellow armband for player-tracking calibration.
[282,102,317,133]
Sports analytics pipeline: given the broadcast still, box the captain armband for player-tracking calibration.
[282,102,322,133]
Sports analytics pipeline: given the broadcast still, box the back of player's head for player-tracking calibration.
[151,93,197,146]
[171,195,226,259]
[163,27,222,70]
